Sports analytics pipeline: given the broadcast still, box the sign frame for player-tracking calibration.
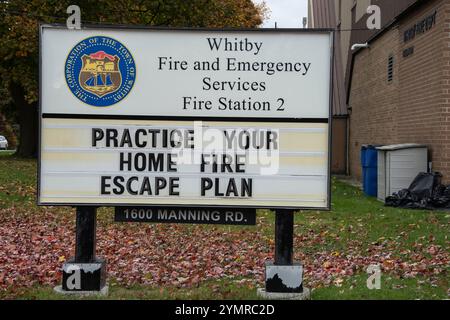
[37,24,335,210]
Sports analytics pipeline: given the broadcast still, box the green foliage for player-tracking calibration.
[0,0,267,113]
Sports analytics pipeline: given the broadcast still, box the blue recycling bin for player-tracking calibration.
[361,145,378,197]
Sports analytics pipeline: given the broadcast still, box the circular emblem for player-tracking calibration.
[65,36,136,107]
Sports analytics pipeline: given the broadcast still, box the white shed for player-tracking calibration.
[376,144,428,202]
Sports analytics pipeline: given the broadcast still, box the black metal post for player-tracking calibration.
[274,210,294,265]
[61,206,106,292]
[262,210,302,294]
[75,206,97,263]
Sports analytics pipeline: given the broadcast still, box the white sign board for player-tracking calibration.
[39,25,333,209]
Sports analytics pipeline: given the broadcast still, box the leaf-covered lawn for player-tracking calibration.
[0,154,448,299]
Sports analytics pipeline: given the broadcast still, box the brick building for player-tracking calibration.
[309,0,450,182]
[308,0,348,174]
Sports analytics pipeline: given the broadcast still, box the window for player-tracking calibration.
[387,55,394,82]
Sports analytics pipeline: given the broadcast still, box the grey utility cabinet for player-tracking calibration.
[376,144,428,202]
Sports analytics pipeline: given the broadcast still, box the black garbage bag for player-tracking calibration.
[385,172,448,209]
[385,189,411,207]
[409,172,440,199]
[433,185,450,208]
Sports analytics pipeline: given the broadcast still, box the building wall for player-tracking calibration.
[356,0,372,22]
[349,0,448,181]
[308,0,349,173]
[344,0,419,95]
[331,117,348,174]
[442,0,450,176]
[397,1,447,176]
[349,25,401,180]
[338,0,357,83]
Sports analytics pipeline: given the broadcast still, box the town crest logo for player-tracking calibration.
[65,36,136,107]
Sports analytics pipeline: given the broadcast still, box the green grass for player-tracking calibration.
[17,278,260,300]
[0,155,448,300]
[313,273,449,300]
[0,153,36,207]
[14,274,449,300]
[294,181,449,254]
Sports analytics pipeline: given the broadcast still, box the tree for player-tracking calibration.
[0,0,268,157]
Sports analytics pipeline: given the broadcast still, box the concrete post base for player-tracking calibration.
[257,287,311,300]
[53,285,109,297]
[61,258,107,291]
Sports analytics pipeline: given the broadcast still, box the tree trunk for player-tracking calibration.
[11,84,38,158]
